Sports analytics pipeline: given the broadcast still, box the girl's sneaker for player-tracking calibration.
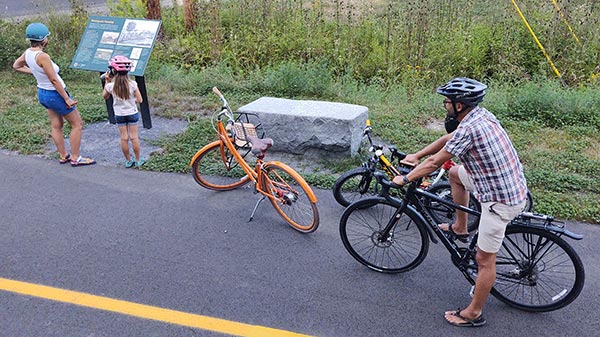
[124,159,135,168]
[135,157,146,168]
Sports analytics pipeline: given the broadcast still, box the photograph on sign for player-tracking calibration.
[117,19,160,48]
[100,31,119,44]
[94,48,113,61]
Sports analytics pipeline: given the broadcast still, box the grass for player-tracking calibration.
[1,1,599,223]
[2,66,598,224]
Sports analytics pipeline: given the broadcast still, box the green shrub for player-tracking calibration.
[263,61,333,97]
[106,0,147,18]
[0,21,28,70]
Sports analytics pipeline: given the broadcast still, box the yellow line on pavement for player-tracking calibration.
[0,277,313,337]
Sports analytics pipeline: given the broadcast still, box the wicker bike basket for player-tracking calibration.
[232,112,266,150]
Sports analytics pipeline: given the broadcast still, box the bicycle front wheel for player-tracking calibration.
[490,226,585,312]
[261,162,319,233]
[339,197,429,273]
[191,141,252,191]
[332,167,379,207]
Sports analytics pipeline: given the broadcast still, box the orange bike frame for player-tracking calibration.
[213,118,317,203]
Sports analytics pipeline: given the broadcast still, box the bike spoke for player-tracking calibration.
[340,200,428,273]
[492,227,583,311]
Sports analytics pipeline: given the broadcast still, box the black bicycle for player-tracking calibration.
[332,120,482,231]
[339,172,585,312]
[332,120,534,233]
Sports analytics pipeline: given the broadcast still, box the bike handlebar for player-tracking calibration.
[373,170,404,190]
[212,86,234,122]
[212,86,226,105]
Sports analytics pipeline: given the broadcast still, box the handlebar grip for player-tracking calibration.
[373,171,402,189]
[212,86,229,110]
[212,86,224,98]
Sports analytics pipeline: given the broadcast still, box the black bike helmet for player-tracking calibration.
[437,77,487,106]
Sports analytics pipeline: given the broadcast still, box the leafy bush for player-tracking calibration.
[0,21,28,70]
[493,81,600,130]
[106,0,147,18]
[263,61,334,97]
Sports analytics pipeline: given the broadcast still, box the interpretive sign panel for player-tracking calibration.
[70,16,161,76]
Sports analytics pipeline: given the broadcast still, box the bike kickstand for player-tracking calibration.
[249,195,266,222]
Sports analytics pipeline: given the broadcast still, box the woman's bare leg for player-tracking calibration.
[63,109,83,159]
[47,109,68,157]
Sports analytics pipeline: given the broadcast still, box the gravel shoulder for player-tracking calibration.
[46,115,188,167]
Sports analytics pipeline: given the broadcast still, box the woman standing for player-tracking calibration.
[13,22,95,166]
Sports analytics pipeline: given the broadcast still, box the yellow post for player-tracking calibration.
[551,0,581,45]
[511,0,562,79]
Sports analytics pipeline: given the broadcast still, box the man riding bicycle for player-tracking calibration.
[393,77,528,327]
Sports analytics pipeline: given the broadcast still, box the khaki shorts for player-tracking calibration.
[458,166,525,253]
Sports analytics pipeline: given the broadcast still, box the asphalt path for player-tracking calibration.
[1,0,107,19]
[1,151,599,336]
[3,2,599,335]
[1,0,176,20]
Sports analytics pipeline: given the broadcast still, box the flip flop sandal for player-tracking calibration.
[59,154,71,164]
[446,308,486,327]
[71,156,96,167]
[440,223,470,243]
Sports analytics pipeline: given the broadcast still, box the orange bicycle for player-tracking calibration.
[190,87,319,233]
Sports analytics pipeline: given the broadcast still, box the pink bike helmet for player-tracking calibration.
[109,55,132,72]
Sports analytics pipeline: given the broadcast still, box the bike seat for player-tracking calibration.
[247,135,273,158]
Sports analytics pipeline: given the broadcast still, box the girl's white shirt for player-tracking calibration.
[104,79,139,116]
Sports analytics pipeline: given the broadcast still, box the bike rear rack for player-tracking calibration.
[511,212,583,240]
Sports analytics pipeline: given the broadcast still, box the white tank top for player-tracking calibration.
[25,49,66,90]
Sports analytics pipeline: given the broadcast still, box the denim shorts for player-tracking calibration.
[37,88,76,116]
[115,112,140,126]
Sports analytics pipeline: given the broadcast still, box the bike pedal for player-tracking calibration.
[469,285,475,298]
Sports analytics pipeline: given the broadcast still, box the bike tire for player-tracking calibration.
[261,162,319,233]
[524,190,534,212]
[489,226,585,312]
[339,197,429,273]
[332,167,380,207]
[425,181,481,232]
[191,140,252,191]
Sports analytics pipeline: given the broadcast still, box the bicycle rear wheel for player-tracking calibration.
[191,140,251,191]
[261,162,319,233]
[524,190,534,212]
[490,226,585,312]
[332,167,379,207]
[339,197,429,273]
[424,181,481,232]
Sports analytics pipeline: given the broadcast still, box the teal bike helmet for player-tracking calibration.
[26,22,51,41]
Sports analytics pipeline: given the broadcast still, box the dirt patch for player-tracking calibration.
[45,115,188,167]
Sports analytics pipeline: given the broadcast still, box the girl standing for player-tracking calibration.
[102,55,145,168]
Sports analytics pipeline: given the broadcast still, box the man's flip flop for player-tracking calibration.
[445,308,486,327]
[439,223,469,243]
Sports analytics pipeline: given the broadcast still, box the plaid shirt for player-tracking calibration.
[444,106,528,205]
